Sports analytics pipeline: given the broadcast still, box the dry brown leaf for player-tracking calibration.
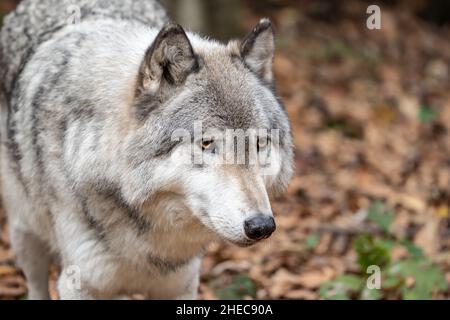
[0,249,15,263]
[391,245,408,262]
[199,283,217,300]
[0,286,27,298]
[414,215,440,257]
[268,268,300,298]
[296,267,335,289]
[315,233,332,255]
[0,265,19,276]
[435,205,449,218]
[210,260,251,276]
[284,289,318,300]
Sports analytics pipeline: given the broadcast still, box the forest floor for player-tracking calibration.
[1,1,450,299]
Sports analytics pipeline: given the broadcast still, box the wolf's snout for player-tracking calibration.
[244,214,276,240]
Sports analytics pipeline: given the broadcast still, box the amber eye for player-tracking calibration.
[201,139,214,151]
[257,136,268,152]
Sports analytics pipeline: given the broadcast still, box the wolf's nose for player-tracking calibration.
[244,214,276,240]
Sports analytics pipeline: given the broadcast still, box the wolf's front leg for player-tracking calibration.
[56,250,124,300]
[147,257,201,299]
[57,267,95,300]
[10,228,51,300]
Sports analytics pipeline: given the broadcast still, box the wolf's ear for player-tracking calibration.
[136,23,198,96]
[240,18,275,84]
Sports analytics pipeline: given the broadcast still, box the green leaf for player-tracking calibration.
[382,275,402,290]
[418,104,438,123]
[387,259,448,300]
[367,201,395,233]
[353,235,391,272]
[402,286,433,300]
[374,238,396,251]
[330,40,354,59]
[400,240,424,259]
[305,233,320,250]
[319,275,364,300]
[215,274,257,300]
[360,286,382,300]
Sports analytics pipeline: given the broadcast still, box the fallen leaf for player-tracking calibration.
[284,289,318,300]
[434,205,449,218]
[0,265,18,276]
[297,267,336,289]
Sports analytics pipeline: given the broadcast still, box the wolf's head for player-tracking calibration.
[124,19,293,247]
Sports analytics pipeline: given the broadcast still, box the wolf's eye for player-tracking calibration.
[201,139,214,151]
[257,136,268,152]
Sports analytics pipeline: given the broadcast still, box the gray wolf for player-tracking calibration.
[0,0,293,299]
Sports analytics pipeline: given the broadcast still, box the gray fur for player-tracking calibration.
[0,0,293,299]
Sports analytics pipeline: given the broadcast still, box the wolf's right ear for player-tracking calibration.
[240,18,275,84]
[136,23,198,96]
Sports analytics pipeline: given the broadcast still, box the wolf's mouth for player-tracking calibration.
[196,213,262,247]
[229,239,258,247]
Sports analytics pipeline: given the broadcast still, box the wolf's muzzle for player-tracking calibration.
[244,214,276,240]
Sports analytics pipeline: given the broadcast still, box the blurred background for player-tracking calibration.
[1,0,450,300]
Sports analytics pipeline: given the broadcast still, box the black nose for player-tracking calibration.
[244,214,276,240]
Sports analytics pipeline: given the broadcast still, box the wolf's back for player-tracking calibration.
[0,0,168,100]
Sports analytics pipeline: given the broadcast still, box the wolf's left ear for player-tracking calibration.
[136,23,198,96]
[240,18,275,84]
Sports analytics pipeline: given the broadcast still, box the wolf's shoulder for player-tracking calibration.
[0,0,168,98]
